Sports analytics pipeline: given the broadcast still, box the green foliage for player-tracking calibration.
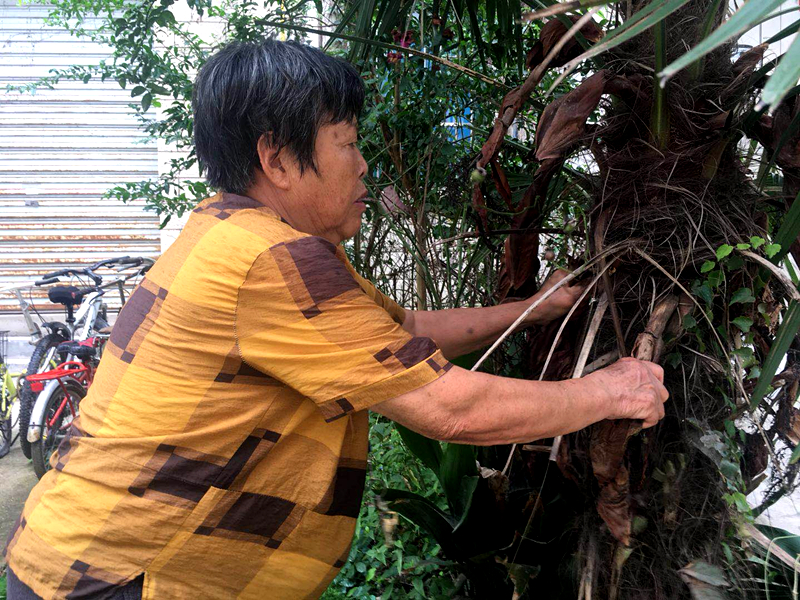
[322,415,458,599]
[394,424,442,473]
[659,0,786,84]
[716,244,734,260]
[751,301,800,409]
[548,0,693,92]
[758,21,800,111]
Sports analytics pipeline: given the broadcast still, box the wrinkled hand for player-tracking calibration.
[526,270,585,324]
[588,357,669,428]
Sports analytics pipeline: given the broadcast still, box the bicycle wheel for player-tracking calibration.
[0,386,11,459]
[31,379,84,479]
[20,333,69,459]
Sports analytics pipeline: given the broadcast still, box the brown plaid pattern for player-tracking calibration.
[4,192,450,599]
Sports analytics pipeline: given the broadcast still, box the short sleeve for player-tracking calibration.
[235,235,452,422]
[339,250,407,325]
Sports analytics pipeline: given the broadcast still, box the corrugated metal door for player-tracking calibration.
[0,0,161,351]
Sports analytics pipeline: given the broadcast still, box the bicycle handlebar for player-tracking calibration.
[35,256,155,287]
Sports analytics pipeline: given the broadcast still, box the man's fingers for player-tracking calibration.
[544,269,572,289]
[659,384,669,403]
[642,361,664,382]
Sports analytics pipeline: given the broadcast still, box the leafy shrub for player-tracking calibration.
[322,415,459,599]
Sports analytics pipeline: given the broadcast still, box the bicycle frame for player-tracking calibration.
[72,290,104,340]
[27,361,90,429]
[27,342,100,444]
[2,366,24,402]
[1,365,24,426]
[19,258,153,445]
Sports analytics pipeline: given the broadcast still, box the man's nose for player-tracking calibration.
[357,150,368,178]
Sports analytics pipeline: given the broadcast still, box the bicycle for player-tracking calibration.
[0,331,26,459]
[6,288,71,459]
[22,256,153,476]
[26,338,103,477]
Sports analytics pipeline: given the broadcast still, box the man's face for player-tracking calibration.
[284,120,368,244]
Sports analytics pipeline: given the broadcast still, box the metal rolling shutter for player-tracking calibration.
[0,0,160,357]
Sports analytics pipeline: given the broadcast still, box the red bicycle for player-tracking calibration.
[25,338,103,478]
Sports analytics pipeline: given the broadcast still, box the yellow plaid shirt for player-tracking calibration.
[5,193,451,599]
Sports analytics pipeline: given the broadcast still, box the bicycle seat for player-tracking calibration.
[48,286,85,307]
[56,342,96,360]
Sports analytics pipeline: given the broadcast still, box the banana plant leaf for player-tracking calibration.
[394,423,443,473]
[439,442,478,520]
[380,488,462,556]
[756,524,800,558]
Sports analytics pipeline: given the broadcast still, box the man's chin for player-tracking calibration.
[338,217,363,244]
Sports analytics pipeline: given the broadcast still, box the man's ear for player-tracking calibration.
[256,134,292,190]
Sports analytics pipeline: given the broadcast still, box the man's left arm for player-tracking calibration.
[402,271,583,360]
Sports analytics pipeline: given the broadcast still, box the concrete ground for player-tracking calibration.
[0,417,38,568]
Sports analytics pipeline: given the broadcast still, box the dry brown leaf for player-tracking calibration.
[490,158,514,211]
[535,70,608,161]
[772,100,800,169]
[379,185,411,215]
[722,44,768,102]
[505,231,540,290]
[732,43,768,78]
[526,16,603,71]
[590,420,639,545]
[705,111,731,130]
[590,297,678,545]
[471,185,489,230]
[789,409,800,445]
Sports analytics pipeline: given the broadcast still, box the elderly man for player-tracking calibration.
[4,40,667,599]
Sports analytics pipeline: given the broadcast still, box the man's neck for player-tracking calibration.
[242,183,339,245]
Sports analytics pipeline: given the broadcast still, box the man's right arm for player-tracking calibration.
[372,357,669,446]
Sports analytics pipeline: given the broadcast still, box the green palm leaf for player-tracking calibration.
[758,33,800,112]
[750,301,800,410]
[658,0,785,85]
[547,0,692,94]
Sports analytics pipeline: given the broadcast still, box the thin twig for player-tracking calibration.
[740,250,800,302]
[258,20,508,89]
[471,243,630,373]
[502,265,611,475]
[595,208,627,357]
[584,350,619,374]
[550,294,609,461]
[428,228,564,251]
[522,0,610,22]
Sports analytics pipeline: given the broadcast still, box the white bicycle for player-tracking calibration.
[24,256,153,477]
